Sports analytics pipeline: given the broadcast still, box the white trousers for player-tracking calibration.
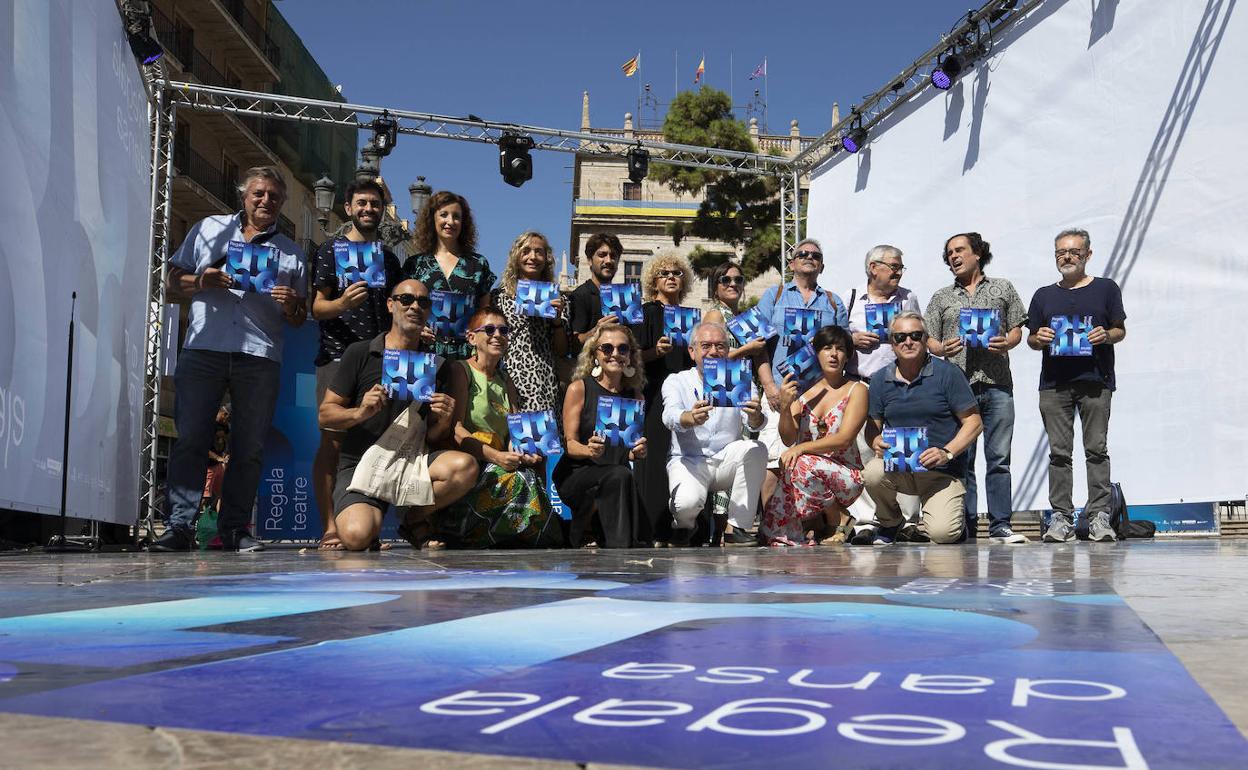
[667,440,767,530]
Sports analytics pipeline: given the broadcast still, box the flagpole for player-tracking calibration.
[730,52,734,109]
[764,58,769,133]
[674,50,678,98]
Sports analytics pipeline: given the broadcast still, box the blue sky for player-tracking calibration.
[277,0,980,275]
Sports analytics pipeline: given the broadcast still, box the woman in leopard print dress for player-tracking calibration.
[489,231,569,415]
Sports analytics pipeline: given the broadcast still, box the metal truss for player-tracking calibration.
[159,80,793,177]
[779,172,802,279]
[791,0,1045,172]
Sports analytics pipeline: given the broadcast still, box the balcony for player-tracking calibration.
[172,148,233,223]
[168,0,280,83]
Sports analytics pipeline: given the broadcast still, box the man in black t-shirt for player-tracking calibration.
[310,179,403,549]
[318,278,477,551]
[1026,228,1127,543]
[567,233,623,355]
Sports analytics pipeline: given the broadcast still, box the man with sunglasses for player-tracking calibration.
[662,322,767,546]
[309,179,404,550]
[319,279,477,551]
[568,233,625,354]
[754,239,849,509]
[859,312,983,545]
[923,232,1028,544]
[1026,229,1126,543]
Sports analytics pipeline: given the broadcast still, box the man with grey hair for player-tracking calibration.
[662,321,767,545]
[154,166,307,553]
[1026,228,1126,543]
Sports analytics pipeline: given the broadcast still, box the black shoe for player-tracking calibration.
[149,527,194,552]
[722,529,756,547]
[222,530,265,552]
[896,523,930,543]
[668,527,696,547]
[850,527,877,545]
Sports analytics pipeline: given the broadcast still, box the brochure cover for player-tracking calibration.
[725,306,779,344]
[600,282,644,325]
[863,300,902,342]
[663,305,701,348]
[882,426,929,472]
[783,307,819,348]
[381,349,438,402]
[594,395,645,448]
[1050,314,1094,356]
[507,410,562,456]
[959,307,1001,349]
[225,240,278,294]
[702,357,754,408]
[515,279,559,319]
[776,341,819,385]
[333,241,386,289]
[429,290,472,338]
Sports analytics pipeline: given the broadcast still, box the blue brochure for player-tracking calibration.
[1050,314,1094,357]
[960,308,1001,349]
[515,279,559,319]
[663,305,701,348]
[776,341,819,386]
[333,241,386,289]
[225,240,279,294]
[726,306,778,344]
[429,290,472,338]
[783,307,819,348]
[864,301,902,342]
[882,426,929,472]
[507,410,562,456]
[381,349,438,402]
[702,357,753,408]
[594,395,645,448]
[600,282,644,325]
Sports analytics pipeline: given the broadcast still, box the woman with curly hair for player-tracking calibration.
[402,190,496,359]
[553,323,649,547]
[634,252,696,544]
[489,231,568,415]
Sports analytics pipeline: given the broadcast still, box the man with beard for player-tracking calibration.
[309,179,405,549]
[567,233,624,354]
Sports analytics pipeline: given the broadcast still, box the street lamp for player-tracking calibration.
[313,173,335,233]
[356,138,381,184]
[409,176,432,219]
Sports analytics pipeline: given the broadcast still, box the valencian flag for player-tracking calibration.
[621,52,639,77]
[749,58,767,79]
[693,55,705,84]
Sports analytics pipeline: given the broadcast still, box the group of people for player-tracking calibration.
[152,165,1127,553]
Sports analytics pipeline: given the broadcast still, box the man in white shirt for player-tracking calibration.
[662,322,767,544]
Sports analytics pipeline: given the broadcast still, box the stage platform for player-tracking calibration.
[1,540,1246,769]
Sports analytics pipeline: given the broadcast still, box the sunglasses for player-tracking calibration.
[596,343,631,357]
[471,324,511,337]
[391,293,432,309]
[717,275,745,287]
[658,269,684,278]
[890,331,926,344]
[793,249,823,261]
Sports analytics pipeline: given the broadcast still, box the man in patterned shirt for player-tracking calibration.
[923,233,1028,544]
[309,179,404,549]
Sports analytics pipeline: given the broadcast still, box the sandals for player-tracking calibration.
[397,518,447,550]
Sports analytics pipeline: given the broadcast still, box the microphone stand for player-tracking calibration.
[46,291,98,553]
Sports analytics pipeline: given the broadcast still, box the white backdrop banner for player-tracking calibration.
[0,0,150,523]
[808,0,1246,509]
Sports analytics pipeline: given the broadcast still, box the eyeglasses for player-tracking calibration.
[890,330,926,344]
[871,260,906,274]
[391,293,432,309]
[471,324,511,337]
[793,249,823,261]
[717,275,745,287]
[596,343,631,357]
[1054,248,1087,259]
[658,269,684,278]
[697,341,729,352]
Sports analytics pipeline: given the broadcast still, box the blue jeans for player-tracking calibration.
[167,349,281,534]
[963,386,1015,536]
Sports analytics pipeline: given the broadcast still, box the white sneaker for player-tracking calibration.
[989,527,1029,545]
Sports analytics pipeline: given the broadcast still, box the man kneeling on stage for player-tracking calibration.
[318,278,478,550]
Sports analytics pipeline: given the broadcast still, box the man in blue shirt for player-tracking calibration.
[753,239,848,510]
[858,312,983,545]
[153,166,307,552]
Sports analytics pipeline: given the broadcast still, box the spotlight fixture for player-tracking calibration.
[931,50,965,90]
[989,0,1019,23]
[841,121,867,154]
[371,112,399,157]
[121,1,163,65]
[498,132,535,187]
[627,145,649,183]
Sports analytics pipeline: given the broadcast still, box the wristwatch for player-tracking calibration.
[941,447,955,462]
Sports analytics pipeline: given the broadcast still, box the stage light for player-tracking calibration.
[372,112,398,157]
[841,123,867,154]
[627,146,649,183]
[121,1,163,65]
[499,132,534,187]
[931,51,965,90]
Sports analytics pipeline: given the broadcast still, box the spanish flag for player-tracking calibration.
[621,52,640,77]
[693,55,705,84]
